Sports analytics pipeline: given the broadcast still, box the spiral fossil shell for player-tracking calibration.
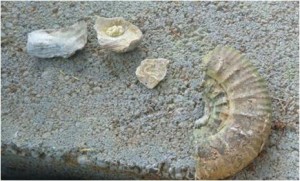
[94,16,143,53]
[193,46,271,179]
[26,21,87,58]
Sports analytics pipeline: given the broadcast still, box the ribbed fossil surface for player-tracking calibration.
[193,46,272,179]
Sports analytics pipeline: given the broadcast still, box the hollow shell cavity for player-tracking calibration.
[94,16,143,53]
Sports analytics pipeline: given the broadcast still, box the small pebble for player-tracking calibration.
[42,132,51,139]
[1,32,6,38]
[135,58,170,89]
[93,86,101,93]
[77,155,90,165]
[152,52,158,57]
[22,71,29,77]
[5,22,13,28]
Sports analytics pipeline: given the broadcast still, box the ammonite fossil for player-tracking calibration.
[193,46,271,179]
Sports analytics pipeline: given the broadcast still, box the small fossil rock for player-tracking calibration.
[94,16,142,53]
[27,21,87,58]
[136,58,170,89]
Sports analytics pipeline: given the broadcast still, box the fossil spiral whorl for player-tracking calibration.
[194,46,272,179]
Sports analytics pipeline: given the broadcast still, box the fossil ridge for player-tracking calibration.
[193,46,272,179]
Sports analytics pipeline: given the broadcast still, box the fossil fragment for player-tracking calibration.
[136,58,170,89]
[193,46,271,179]
[27,21,87,58]
[94,16,143,53]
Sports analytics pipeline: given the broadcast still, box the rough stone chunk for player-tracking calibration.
[135,58,170,89]
[26,21,87,58]
[94,16,143,53]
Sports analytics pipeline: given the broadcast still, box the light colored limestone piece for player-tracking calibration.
[26,21,87,58]
[136,58,170,89]
[94,16,142,53]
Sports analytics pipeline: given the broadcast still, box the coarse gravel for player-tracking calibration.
[1,1,299,179]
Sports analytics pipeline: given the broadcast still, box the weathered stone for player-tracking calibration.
[27,21,87,58]
[94,16,142,53]
[135,58,170,89]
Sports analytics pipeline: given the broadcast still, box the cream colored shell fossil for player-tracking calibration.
[94,16,143,53]
[136,58,170,89]
[193,46,271,179]
[26,21,87,58]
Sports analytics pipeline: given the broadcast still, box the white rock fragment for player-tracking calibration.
[136,58,170,89]
[94,16,142,53]
[26,21,87,58]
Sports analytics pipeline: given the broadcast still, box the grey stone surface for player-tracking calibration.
[1,1,299,179]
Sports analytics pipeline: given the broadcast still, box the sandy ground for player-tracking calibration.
[1,1,299,179]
